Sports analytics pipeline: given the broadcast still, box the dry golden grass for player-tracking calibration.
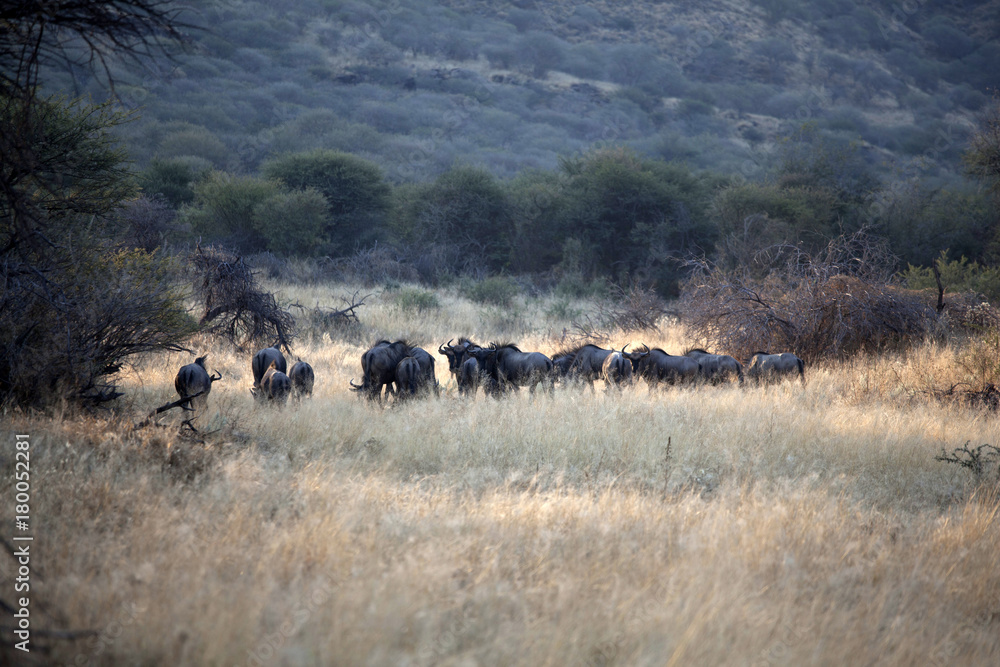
[3,282,999,665]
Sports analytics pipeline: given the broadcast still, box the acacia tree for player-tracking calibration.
[0,1,195,406]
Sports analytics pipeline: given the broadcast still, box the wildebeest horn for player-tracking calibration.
[210,370,223,382]
[349,378,361,390]
[621,345,627,354]
[439,338,453,354]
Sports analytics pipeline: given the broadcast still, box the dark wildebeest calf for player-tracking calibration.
[289,359,315,399]
[393,356,422,400]
[407,346,439,397]
[351,340,438,402]
[174,355,222,411]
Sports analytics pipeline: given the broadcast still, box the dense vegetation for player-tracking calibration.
[5,0,1000,406]
[69,0,996,291]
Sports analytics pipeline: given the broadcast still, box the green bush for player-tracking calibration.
[465,276,520,308]
[1,95,197,406]
[874,185,991,267]
[901,252,1000,303]
[261,149,391,252]
[182,171,283,251]
[251,187,329,256]
[550,147,720,294]
[391,287,441,313]
[139,157,211,207]
[393,165,514,273]
[157,125,229,167]
[554,271,608,300]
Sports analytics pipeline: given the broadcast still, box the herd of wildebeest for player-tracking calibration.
[171,338,805,411]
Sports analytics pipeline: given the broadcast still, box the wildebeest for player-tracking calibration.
[252,345,287,393]
[601,347,633,389]
[351,340,437,401]
[468,343,553,395]
[439,338,476,378]
[289,359,315,399]
[393,356,422,399]
[440,338,480,396]
[624,346,700,388]
[746,352,805,385]
[556,343,616,390]
[174,355,222,411]
[550,350,577,379]
[685,348,744,385]
[458,350,481,397]
[260,360,292,404]
[407,345,440,397]
[350,340,410,402]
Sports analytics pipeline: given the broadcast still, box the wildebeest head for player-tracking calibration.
[621,344,649,375]
[174,355,222,411]
[438,338,477,378]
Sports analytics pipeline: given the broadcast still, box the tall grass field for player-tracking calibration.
[2,281,998,666]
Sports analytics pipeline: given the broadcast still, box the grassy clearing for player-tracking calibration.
[3,283,999,665]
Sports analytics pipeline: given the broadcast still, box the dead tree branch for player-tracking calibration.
[191,243,295,352]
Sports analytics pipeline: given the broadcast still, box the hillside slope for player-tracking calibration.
[55,0,994,184]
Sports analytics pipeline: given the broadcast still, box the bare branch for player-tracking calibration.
[191,244,296,352]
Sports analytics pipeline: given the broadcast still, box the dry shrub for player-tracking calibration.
[0,248,196,406]
[680,233,936,362]
[331,244,420,285]
[924,328,1000,410]
[290,291,370,342]
[115,194,186,252]
[191,244,296,351]
[942,294,1000,331]
[598,281,667,332]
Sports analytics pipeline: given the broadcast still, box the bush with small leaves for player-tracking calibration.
[465,276,520,308]
[251,187,329,256]
[391,287,440,313]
